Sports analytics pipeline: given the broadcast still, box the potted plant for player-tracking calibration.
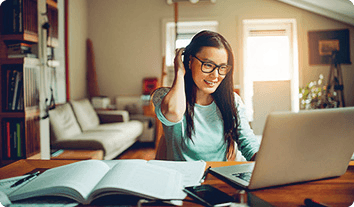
[299,74,338,110]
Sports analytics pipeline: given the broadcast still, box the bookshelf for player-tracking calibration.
[0,0,59,167]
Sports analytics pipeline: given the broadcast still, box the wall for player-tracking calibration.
[68,0,88,100]
[69,0,354,106]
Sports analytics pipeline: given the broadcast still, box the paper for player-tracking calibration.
[0,175,28,195]
[0,191,12,206]
[148,160,206,187]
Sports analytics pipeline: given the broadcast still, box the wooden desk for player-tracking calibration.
[27,150,104,160]
[1,160,353,207]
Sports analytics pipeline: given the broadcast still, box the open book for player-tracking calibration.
[8,159,206,205]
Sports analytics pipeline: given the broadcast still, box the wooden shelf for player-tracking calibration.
[0,107,39,116]
[0,0,60,167]
[0,57,39,65]
[1,32,38,44]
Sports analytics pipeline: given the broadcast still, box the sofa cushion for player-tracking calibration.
[49,103,82,142]
[87,120,144,159]
[52,120,144,160]
[70,99,100,131]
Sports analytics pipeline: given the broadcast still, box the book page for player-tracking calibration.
[90,161,186,202]
[101,159,147,169]
[9,160,110,204]
[147,160,206,187]
[0,175,27,195]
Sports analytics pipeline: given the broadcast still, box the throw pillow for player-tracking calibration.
[49,103,82,142]
[70,99,100,131]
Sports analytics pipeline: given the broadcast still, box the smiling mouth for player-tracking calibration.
[204,80,217,86]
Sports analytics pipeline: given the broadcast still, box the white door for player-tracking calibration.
[242,19,299,136]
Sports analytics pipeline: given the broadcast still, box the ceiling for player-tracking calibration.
[276,0,354,26]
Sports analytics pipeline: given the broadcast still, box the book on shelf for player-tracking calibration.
[8,53,37,58]
[15,82,24,111]
[5,122,11,158]
[8,159,206,205]
[7,70,18,111]
[7,42,32,55]
[12,0,22,33]
[1,0,23,34]
[11,71,22,111]
[16,122,22,157]
[6,69,23,111]
[2,120,24,159]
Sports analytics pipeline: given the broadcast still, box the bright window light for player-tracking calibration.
[176,38,191,49]
[247,36,290,81]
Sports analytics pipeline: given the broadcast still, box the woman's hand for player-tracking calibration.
[174,48,186,76]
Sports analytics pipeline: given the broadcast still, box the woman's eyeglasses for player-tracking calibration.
[192,55,231,76]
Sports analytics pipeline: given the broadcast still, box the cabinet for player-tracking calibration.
[0,0,59,167]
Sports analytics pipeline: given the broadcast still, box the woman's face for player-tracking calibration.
[190,46,228,97]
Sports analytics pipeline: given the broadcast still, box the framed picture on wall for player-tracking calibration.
[308,29,351,65]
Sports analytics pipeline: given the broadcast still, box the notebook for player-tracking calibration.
[210,107,354,190]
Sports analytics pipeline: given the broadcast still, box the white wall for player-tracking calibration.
[69,0,354,106]
[68,0,88,100]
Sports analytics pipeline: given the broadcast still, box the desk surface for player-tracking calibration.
[1,160,353,207]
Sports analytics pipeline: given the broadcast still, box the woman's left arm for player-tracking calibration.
[234,94,260,161]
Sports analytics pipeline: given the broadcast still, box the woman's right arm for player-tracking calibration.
[160,48,186,123]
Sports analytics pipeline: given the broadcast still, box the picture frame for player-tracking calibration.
[308,29,351,65]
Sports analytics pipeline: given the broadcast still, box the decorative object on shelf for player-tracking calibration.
[308,29,351,65]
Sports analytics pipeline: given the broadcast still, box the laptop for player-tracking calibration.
[210,107,354,190]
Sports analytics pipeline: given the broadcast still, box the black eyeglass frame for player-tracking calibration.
[192,55,232,76]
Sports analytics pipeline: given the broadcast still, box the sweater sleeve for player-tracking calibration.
[234,93,260,161]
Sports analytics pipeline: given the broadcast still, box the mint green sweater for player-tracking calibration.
[153,88,260,161]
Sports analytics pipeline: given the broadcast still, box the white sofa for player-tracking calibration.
[48,99,144,160]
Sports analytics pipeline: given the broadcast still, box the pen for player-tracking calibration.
[10,171,41,188]
[304,198,329,207]
[200,166,211,183]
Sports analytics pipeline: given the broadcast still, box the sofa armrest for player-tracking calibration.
[96,110,130,123]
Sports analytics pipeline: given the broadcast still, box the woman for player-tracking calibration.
[153,30,259,161]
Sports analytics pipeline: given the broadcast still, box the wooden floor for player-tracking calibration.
[115,142,157,160]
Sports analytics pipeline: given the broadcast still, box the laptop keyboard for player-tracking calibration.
[232,172,252,182]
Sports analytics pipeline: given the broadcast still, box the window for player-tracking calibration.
[247,35,290,81]
[162,20,218,86]
[242,19,299,122]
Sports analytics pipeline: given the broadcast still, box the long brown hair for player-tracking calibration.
[183,30,239,160]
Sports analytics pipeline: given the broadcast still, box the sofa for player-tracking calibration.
[48,99,144,160]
